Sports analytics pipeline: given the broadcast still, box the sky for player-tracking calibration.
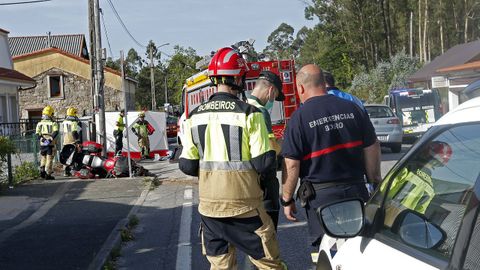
[1,0,316,60]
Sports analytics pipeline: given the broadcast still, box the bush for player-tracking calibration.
[14,162,40,185]
[350,51,420,103]
[0,136,16,179]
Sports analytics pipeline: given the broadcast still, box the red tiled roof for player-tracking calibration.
[0,67,35,84]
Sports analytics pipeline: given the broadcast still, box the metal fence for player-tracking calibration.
[0,134,39,186]
[0,119,40,137]
[9,133,40,167]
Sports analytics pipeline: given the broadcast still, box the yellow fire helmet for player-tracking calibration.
[42,105,55,117]
[66,107,78,117]
[138,111,146,118]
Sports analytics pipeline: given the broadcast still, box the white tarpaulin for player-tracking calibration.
[99,111,169,158]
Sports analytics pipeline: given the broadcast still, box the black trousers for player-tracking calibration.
[261,173,280,230]
[114,130,123,154]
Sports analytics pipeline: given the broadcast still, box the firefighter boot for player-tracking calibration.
[45,174,55,180]
[64,166,72,177]
[40,167,46,179]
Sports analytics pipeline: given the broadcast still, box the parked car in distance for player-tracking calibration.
[166,116,178,138]
[365,104,403,153]
[316,96,480,270]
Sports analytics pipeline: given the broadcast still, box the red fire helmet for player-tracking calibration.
[426,141,453,165]
[208,47,248,79]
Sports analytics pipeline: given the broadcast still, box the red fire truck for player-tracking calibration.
[177,59,300,144]
[177,45,300,145]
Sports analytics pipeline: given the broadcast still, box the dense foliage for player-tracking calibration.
[106,0,480,107]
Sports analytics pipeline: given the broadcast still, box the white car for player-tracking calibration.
[316,96,480,270]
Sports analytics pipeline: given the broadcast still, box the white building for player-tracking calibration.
[0,28,35,125]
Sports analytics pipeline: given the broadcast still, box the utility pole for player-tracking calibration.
[149,42,169,111]
[91,0,107,155]
[149,46,156,111]
[120,50,132,178]
[87,0,96,141]
[164,74,168,105]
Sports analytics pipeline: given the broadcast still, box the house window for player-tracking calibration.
[0,95,6,123]
[48,75,64,98]
[9,95,18,122]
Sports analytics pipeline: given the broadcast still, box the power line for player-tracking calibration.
[104,0,146,48]
[0,0,50,5]
[100,8,114,59]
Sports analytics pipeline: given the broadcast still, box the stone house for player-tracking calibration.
[0,28,34,127]
[9,34,136,120]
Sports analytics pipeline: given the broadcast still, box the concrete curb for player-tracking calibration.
[87,179,152,270]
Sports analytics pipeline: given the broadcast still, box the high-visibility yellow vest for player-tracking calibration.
[181,92,272,217]
[133,121,149,137]
[247,96,280,154]
[36,119,59,141]
[62,119,80,145]
[115,115,125,131]
[384,167,434,214]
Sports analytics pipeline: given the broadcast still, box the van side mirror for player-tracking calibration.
[317,199,365,238]
[392,210,445,249]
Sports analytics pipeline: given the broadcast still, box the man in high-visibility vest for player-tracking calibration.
[179,47,286,269]
[61,107,82,176]
[35,105,59,180]
[247,70,285,230]
[132,111,152,159]
[114,109,125,155]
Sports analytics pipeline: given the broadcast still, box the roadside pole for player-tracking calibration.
[7,153,13,187]
[93,0,107,156]
[150,47,156,111]
[120,51,133,178]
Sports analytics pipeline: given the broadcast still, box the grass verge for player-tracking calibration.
[102,215,140,270]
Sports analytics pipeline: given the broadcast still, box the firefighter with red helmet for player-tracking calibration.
[179,47,286,269]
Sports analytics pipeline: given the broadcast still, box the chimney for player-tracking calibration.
[46,31,52,47]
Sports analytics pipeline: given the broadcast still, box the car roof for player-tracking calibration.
[434,96,480,126]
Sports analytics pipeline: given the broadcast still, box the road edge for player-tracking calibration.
[87,178,153,270]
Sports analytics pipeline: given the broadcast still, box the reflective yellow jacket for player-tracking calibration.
[36,119,59,143]
[179,92,276,218]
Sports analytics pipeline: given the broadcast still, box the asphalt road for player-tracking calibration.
[0,178,146,270]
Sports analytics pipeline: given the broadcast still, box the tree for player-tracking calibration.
[350,51,420,103]
[165,46,201,104]
[263,23,296,60]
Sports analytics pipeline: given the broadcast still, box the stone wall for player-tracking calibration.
[19,67,128,119]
